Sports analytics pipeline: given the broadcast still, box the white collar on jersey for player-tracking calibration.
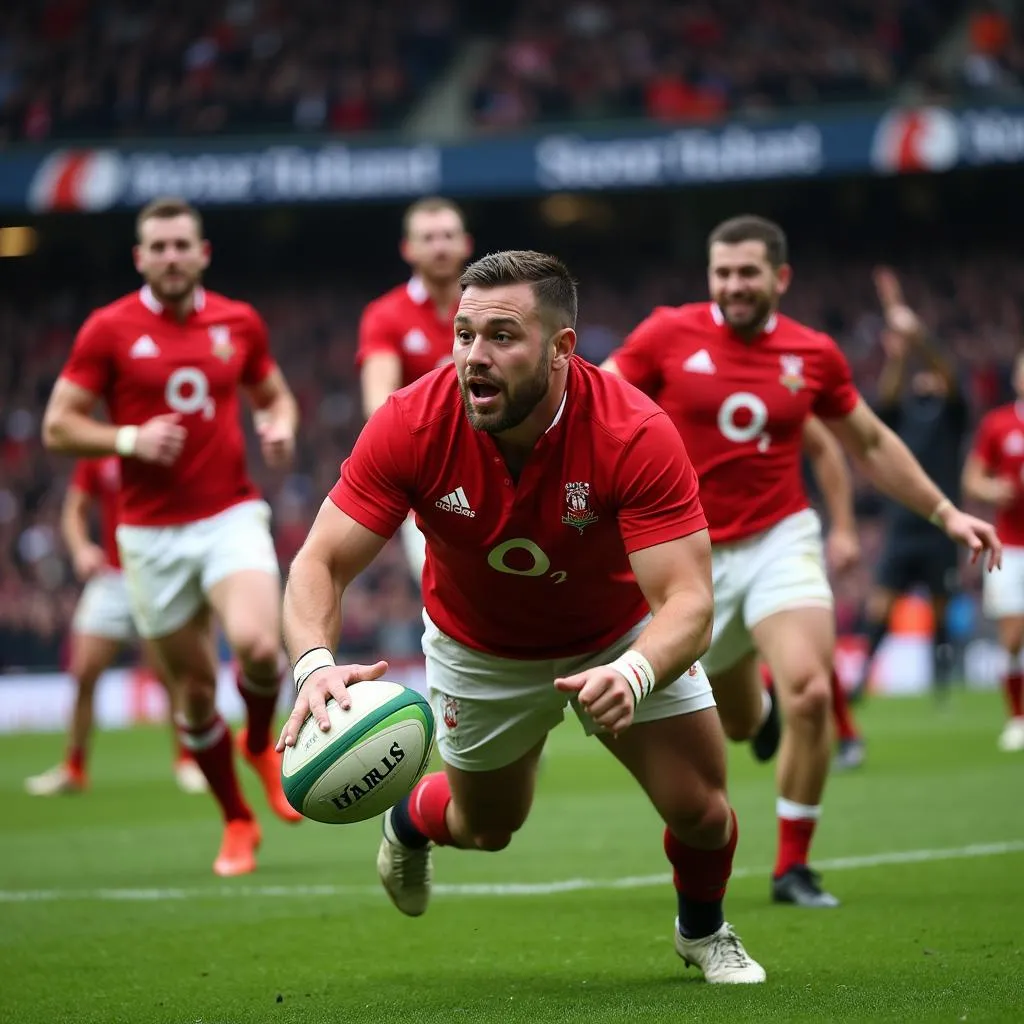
[406,276,429,305]
[139,284,207,315]
[545,389,568,434]
[710,302,778,335]
[1016,400,1024,423]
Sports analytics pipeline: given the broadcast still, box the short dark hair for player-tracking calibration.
[136,197,203,242]
[402,196,466,238]
[708,215,788,268]
[460,250,577,329]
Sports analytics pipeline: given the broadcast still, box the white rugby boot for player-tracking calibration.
[997,717,1024,752]
[25,763,86,796]
[674,921,767,983]
[377,807,433,916]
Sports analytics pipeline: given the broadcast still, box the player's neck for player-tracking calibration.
[491,375,569,474]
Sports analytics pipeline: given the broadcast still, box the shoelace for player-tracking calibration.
[710,928,752,970]
[392,842,429,886]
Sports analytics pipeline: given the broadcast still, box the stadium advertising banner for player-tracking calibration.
[2,105,1023,211]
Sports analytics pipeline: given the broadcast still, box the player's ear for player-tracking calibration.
[399,237,412,266]
[132,245,143,273]
[775,262,793,295]
[200,239,212,269]
[552,328,576,369]
[461,233,474,259]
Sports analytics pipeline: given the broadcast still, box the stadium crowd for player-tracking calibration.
[2,1,1022,145]
[2,246,1021,669]
[470,0,978,129]
[0,0,460,143]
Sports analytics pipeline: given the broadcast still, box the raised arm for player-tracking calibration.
[247,366,299,469]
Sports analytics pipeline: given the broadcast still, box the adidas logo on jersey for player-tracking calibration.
[683,349,716,374]
[130,335,160,358]
[435,486,475,517]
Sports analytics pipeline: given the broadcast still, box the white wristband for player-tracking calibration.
[293,647,335,694]
[115,425,138,457]
[609,649,656,707]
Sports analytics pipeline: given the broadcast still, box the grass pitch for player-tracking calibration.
[1,690,1022,1023]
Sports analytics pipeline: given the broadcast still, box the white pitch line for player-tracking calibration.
[1,839,1021,904]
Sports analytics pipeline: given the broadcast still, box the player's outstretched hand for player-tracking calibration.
[256,418,295,469]
[554,666,636,736]
[275,660,389,751]
[939,506,1003,572]
[136,413,187,465]
[873,266,924,342]
[72,543,107,582]
[825,527,860,574]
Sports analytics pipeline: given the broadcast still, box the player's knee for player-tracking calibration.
[469,829,515,852]
[231,628,279,675]
[785,672,831,725]
[176,671,218,722]
[665,788,731,846]
[719,707,761,742]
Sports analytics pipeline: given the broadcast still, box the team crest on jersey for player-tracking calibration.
[779,354,805,393]
[1004,430,1024,456]
[441,695,459,731]
[209,325,234,362]
[562,481,599,534]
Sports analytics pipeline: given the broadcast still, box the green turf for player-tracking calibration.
[1,691,1023,1023]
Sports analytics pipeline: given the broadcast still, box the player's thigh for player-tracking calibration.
[68,634,123,689]
[444,738,548,838]
[704,650,763,740]
[599,707,728,829]
[149,606,219,697]
[117,523,204,640]
[751,606,835,716]
[983,546,1024,621]
[423,614,567,781]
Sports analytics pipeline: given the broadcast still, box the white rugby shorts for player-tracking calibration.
[116,499,280,639]
[983,544,1024,618]
[71,570,137,642]
[422,611,716,772]
[701,508,833,676]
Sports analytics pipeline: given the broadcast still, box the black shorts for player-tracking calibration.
[876,532,960,597]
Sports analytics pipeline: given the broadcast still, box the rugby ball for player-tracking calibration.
[281,680,434,824]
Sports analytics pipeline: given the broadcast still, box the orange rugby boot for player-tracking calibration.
[213,818,261,877]
[236,727,304,824]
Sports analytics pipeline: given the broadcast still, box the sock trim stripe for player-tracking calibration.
[776,798,821,821]
[178,716,227,752]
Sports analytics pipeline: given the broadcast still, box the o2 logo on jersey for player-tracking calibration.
[717,392,771,453]
[165,367,215,420]
[487,538,567,584]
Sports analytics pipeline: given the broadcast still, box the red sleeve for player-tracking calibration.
[608,313,667,395]
[356,300,402,367]
[812,337,860,419]
[60,312,114,396]
[70,459,99,497]
[615,412,708,553]
[971,413,1000,470]
[240,306,276,386]
[328,397,415,538]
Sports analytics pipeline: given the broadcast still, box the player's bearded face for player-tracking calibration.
[708,241,784,334]
[135,215,208,304]
[459,341,552,434]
